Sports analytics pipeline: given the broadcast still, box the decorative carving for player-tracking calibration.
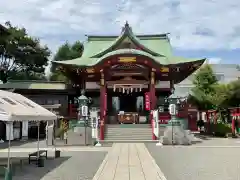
[111,63,145,69]
[86,68,94,73]
[160,67,169,72]
[118,57,136,63]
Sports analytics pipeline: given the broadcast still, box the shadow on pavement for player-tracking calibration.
[0,139,41,149]
[7,157,70,180]
[194,134,212,140]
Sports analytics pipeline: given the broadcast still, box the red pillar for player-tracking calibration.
[232,115,235,136]
[100,71,106,140]
[150,71,157,140]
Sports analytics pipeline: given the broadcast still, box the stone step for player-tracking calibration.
[100,140,158,143]
[106,131,152,134]
[106,129,152,133]
[105,124,151,128]
[105,137,151,140]
[105,133,151,136]
[106,127,151,130]
[106,132,152,136]
[104,124,164,142]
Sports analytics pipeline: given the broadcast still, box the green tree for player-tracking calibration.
[209,83,231,109]
[225,79,240,107]
[0,21,50,83]
[189,64,219,110]
[50,41,83,81]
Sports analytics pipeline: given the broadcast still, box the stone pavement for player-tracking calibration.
[92,143,167,180]
[146,143,240,180]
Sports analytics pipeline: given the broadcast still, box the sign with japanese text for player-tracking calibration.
[145,92,150,111]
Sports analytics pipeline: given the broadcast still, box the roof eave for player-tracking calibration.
[173,58,206,84]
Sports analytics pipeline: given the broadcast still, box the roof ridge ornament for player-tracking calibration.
[121,21,131,33]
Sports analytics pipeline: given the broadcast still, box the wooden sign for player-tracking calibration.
[145,92,150,111]
[160,67,169,72]
[86,68,94,73]
[118,57,136,63]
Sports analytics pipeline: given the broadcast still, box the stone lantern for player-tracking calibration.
[161,90,193,145]
[74,90,91,145]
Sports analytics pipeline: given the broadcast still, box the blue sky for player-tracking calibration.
[0,0,240,65]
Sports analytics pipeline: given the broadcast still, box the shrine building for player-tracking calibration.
[53,22,205,140]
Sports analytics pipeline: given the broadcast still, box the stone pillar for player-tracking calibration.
[150,71,157,140]
[100,71,106,140]
[21,121,28,140]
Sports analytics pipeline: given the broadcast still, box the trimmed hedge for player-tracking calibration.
[211,123,232,137]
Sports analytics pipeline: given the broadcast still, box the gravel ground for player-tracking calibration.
[146,143,240,180]
[0,151,107,180]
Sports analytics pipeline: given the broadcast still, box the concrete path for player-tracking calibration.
[92,143,167,180]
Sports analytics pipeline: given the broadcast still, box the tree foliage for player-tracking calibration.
[190,64,218,110]
[190,64,240,110]
[0,21,50,83]
[49,41,83,81]
[225,79,240,107]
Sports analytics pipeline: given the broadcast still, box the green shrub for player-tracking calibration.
[55,128,65,138]
[213,123,231,137]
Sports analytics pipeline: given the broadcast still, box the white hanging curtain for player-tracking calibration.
[136,96,143,111]
[112,97,120,112]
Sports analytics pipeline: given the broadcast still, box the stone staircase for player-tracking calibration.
[103,124,155,142]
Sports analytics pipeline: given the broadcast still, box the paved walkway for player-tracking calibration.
[92,143,167,180]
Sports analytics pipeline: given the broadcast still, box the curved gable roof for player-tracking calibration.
[90,22,166,58]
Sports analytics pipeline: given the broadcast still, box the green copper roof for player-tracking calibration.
[54,48,205,67]
[90,23,164,57]
[82,34,171,58]
[53,22,205,67]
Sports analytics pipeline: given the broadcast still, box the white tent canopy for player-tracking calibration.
[0,90,57,122]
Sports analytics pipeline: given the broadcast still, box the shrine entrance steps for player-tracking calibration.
[103,124,159,143]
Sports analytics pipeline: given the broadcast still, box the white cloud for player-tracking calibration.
[207,57,222,64]
[0,0,240,53]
